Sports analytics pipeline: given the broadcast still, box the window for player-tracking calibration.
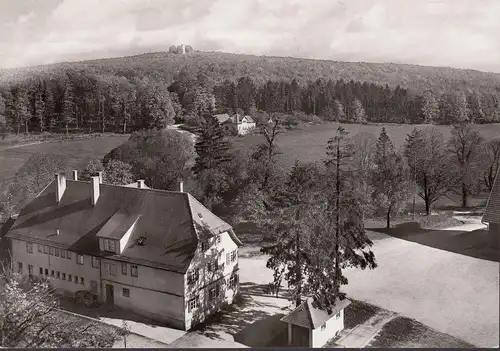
[208,260,218,272]
[74,275,78,283]
[49,247,54,256]
[109,240,115,252]
[16,262,22,273]
[50,270,54,277]
[230,250,237,262]
[229,274,238,289]
[92,257,100,268]
[131,265,138,277]
[60,250,65,257]
[43,245,48,254]
[216,235,221,244]
[188,269,199,284]
[334,312,340,320]
[103,262,110,276]
[103,239,109,251]
[68,274,72,281]
[110,264,117,276]
[62,273,66,280]
[39,267,43,275]
[122,288,130,298]
[209,287,216,300]
[26,242,33,253]
[321,323,326,330]
[66,251,71,259]
[77,254,84,265]
[201,241,209,251]
[38,244,42,253]
[121,263,127,275]
[28,265,33,276]
[188,297,198,312]
[80,277,84,285]
[226,253,230,265]
[56,271,60,279]
[45,268,48,276]
[55,248,60,257]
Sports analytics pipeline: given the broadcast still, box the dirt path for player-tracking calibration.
[336,310,398,348]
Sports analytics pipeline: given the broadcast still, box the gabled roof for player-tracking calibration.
[214,114,232,124]
[214,114,255,125]
[483,168,500,224]
[239,115,255,123]
[6,179,237,273]
[281,297,351,330]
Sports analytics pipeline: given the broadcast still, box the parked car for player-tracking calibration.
[74,290,98,308]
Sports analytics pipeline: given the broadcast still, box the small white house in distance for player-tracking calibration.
[281,297,351,348]
[214,113,256,135]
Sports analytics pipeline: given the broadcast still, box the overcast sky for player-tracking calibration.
[1,0,499,72]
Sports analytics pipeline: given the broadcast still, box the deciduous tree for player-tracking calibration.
[371,128,410,228]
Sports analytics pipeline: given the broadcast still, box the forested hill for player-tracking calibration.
[1,50,500,136]
[2,51,500,94]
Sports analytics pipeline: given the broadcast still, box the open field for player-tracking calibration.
[231,122,500,170]
[0,135,129,183]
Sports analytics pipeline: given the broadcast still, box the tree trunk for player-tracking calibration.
[65,124,69,136]
[461,183,468,208]
[123,121,127,134]
[294,203,302,308]
[25,120,28,134]
[386,204,392,228]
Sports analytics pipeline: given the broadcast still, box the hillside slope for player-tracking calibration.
[2,51,500,93]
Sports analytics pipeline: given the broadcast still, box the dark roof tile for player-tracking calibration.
[6,179,236,273]
[484,169,500,224]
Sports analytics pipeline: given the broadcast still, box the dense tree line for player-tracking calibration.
[1,66,500,136]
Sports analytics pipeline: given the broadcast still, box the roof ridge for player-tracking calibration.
[66,179,187,196]
[304,298,315,329]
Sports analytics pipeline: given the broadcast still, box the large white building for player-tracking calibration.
[4,171,242,330]
[214,113,256,135]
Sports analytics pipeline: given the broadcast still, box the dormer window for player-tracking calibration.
[100,238,119,253]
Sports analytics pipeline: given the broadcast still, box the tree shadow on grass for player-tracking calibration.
[367,222,499,263]
[367,316,475,348]
[343,300,381,330]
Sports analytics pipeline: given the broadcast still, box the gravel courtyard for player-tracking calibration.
[238,229,500,348]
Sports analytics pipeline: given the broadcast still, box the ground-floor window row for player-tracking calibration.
[17,262,87,286]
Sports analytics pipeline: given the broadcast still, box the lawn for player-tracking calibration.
[368,316,475,348]
[231,122,500,170]
[0,134,129,183]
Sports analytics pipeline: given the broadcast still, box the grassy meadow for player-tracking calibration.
[231,122,500,170]
[0,135,129,184]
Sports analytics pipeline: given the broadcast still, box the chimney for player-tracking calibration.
[55,173,66,203]
[178,180,184,192]
[91,176,100,206]
[97,171,103,184]
[56,229,60,236]
[137,180,145,189]
[181,44,186,55]
[72,170,78,181]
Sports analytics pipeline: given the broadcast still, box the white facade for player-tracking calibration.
[9,231,240,331]
[237,116,256,135]
[10,238,102,298]
[184,230,239,330]
[310,310,344,347]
